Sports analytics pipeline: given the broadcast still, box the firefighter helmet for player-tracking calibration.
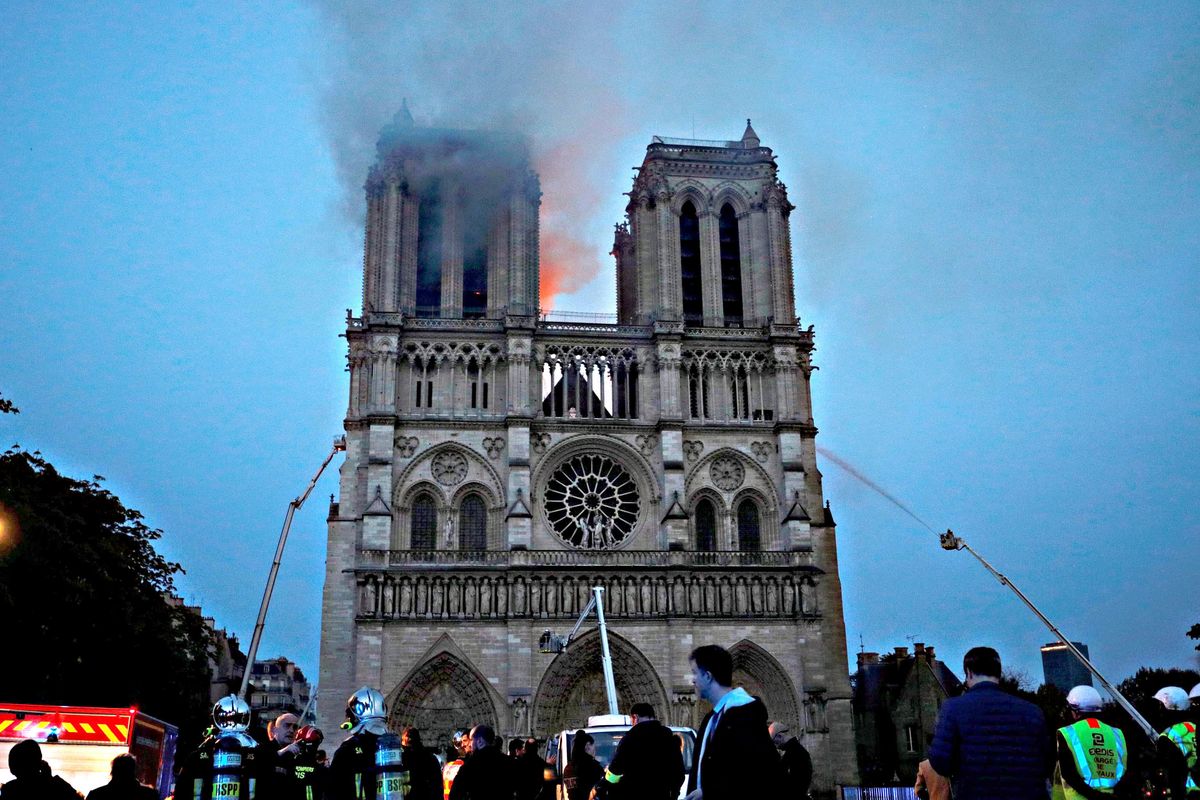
[344,687,387,728]
[1153,686,1189,711]
[452,728,470,754]
[1066,685,1103,713]
[212,695,252,732]
[296,725,324,747]
[1189,684,1200,702]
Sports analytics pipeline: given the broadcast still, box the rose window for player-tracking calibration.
[710,457,745,491]
[543,454,640,549]
[432,451,468,486]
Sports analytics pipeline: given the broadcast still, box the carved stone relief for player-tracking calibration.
[683,441,704,463]
[395,436,419,458]
[710,457,745,491]
[432,451,468,486]
[482,437,505,460]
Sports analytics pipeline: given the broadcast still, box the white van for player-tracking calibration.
[545,714,697,800]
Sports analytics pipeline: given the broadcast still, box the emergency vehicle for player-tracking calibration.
[0,703,178,797]
[545,714,696,800]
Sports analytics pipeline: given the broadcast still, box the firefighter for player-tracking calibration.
[442,730,469,800]
[1051,685,1132,800]
[1153,686,1197,800]
[328,687,407,800]
[176,695,261,800]
[291,726,328,800]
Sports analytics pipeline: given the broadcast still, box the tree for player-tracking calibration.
[1189,623,1199,652]
[0,445,213,748]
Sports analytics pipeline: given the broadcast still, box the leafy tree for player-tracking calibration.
[0,445,213,748]
[0,392,17,414]
[1189,623,1199,652]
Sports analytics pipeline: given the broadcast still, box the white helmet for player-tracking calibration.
[1153,686,1189,712]
[1066,685,1103,713]
[1189,683,1200,702]
[213,695,252,732]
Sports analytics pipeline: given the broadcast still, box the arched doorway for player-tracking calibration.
[533,630,668,736]
[387,651,500,755]
[729,640,801,732]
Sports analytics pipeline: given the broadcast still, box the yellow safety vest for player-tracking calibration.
[1161,721,1198,794]
[1053,718,1127,800]
[442,759,463,800]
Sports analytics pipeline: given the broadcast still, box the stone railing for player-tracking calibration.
[353,569,821,622]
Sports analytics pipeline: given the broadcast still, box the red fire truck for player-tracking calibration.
[0,703,178,797]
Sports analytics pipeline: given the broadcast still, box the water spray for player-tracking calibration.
[818,446,1157,742]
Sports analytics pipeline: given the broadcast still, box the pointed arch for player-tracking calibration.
[387,647,503,752]
[736,496,761,552]
[729,639,801,733]
[458,493,487,550]
[533,629,668,736]
[679,200,704,325]
[718,203,744,327]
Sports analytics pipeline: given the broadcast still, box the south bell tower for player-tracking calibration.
[320,117,859,791]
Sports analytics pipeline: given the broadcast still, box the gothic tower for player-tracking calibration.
[319,117,859,789]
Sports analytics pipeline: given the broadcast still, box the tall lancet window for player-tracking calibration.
[679,201,703,324]
[737,498,761,552]
[695,498,717,552]
[459,494,487,550]
[718,203,744,327]
[462,206,488,318]
[410,493,437,550]
[415,182,443,317]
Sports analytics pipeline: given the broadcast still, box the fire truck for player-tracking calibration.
[0,703,178,797]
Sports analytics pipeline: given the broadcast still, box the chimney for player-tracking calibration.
[925,645,936,662]
[857,651,880,669]
[893,646,909,660]
[914,642,926,657]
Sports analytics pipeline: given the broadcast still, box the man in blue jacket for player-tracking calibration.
[928,646,1054,800]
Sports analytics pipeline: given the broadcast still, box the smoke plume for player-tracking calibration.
[307,1,632,311]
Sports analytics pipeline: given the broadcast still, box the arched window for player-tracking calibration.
[459,494,487,551]
[718,203,744,327]
[462,215,488,319]
[737,498,761,552]
[415,183,443,318]
[695,498,717,552]
[679,201,703,324]
[410,493,437,551]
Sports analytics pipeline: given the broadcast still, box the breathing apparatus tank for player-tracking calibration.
[209,695,260,800]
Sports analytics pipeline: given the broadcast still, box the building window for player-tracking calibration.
[718,203,744,326]
[462,221,488,319]
[459,494,487,550]
[679,201,703,324]
[411,494,436,550]
[415,185,443,317]
[695,498,717,551]
[737,499,761,552]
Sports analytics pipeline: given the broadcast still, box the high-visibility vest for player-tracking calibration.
[1161,721,1198,793]
[1054,718,1127,800]
[442,759,463,800]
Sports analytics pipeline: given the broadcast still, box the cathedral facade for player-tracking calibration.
[318,114,858,788]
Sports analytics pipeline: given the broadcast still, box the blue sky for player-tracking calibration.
[2,1,1197,699]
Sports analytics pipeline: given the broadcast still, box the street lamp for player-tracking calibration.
[539,586,619,716]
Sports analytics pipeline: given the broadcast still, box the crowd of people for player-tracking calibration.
[3,643,1197,800]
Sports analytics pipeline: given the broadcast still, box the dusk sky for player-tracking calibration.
[3,1,1197,699]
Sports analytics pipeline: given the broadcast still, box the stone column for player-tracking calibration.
[656,193,678,320]
[440,184,463,317]
[698,207,723,326]
[487,208,509,317]
[634,199,658,322]
[398,193,419,313]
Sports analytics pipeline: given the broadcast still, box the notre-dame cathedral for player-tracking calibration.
[318,111,859,788]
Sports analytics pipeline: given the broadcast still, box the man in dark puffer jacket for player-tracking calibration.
[928,646,1054,800]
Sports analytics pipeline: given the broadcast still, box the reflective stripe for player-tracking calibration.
[1162,723,1198,792]
[604,768,621,784]
[1060,719,1126,794]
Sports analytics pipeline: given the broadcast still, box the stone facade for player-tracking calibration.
[318,115,859,788]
